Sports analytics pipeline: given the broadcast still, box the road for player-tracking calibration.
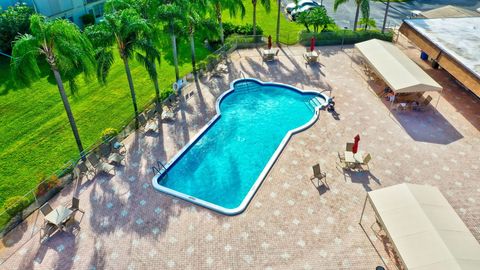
[281,0,480,29]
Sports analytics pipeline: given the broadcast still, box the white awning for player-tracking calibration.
[355,39,442,93]
[367,183,480,270]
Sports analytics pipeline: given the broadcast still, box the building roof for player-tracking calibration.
[419,5,480,19]
[404,17,480,81]
[368,183,480,270]
[355,39,442,93]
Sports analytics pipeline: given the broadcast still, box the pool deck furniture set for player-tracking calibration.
[303,50,319,64]
[262,49,280,62]
[39,197,85,242]
[339,142,372,170]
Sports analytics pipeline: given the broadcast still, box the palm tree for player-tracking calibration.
[252,0,271,36]
[157,0,185,82]
[211,0,245,44]
[180,0,218,72]
[11,15,94,156]
[333,0,370,31]
[85,2,150,127]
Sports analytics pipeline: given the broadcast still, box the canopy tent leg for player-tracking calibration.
[359,195,369,224]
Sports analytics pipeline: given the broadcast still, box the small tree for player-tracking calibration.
[359,17,376,30]
[307,7,334,33]
[0,3,33,53]
[296,12,311,32]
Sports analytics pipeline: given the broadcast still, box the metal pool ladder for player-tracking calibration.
[152,160,168,175]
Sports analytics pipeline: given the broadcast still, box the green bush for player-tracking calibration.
[35,175,61,197]
[101,127,118,140]
[160,88,175,101]
[223,23,263,37]
[0,3,34,53]
[299,29,393,46]
[3,196,30,216]
[80,14,95,27]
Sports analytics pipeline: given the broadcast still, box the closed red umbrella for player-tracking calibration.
[268,35,272,49]
[352,134,360,154]
[310,36,315,52]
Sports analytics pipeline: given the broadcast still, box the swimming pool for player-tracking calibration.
[152,78,329,215]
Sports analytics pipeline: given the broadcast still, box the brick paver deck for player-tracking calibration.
[1,40,479,270]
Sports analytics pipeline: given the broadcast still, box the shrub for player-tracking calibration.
[35,175,61,197]
[80,14,95,27]
[299,29,393,46]
[101,127,118,140]
[0,3,34,53]
[160,88,175,101]
[222,23,263,37]
[3,196,30,216]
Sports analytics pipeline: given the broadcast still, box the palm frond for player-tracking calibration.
[333,0,350,11]
[10,33,41,87]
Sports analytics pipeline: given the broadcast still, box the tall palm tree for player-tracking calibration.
[252,0,271,36]
[11,15,95,156]
[210,0,245,44]
[85,2,150,127]
[334,0,370,31]
[157,0,185,82]
[180,0,218,72]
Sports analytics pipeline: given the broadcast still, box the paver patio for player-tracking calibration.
[1,38,479,270]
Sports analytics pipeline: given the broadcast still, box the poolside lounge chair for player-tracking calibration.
[146,108,156,120]
[137,114,147,127]
[110,138,126,155]
[108,152,125,165]
[87,153,115,175]
[311,164,327,187]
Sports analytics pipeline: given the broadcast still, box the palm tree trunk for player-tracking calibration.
[152,66,162,120]
[216,4,225,45]
[52,68,84,157]
[122,56,139,128]
[353,4,360,31]
[189,31,196,72]
[252,1,257,36]
[170,21,180,81]
[275,0,281,44]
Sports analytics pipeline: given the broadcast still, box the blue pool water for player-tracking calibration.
[153,79,327,214]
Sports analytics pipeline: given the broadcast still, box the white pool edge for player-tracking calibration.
[152,78,329,215]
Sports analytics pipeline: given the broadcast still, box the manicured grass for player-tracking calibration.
[223,0,304,45]
[0,39,209,215]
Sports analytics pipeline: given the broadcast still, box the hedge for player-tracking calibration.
[299,29,394,46]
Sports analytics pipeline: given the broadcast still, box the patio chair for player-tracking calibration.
[145,119,158,133]
[346,142,354,152]
[40,203,53,217]
[137,114,147,127]
[108,152,125,165]
[87,153,115,175]
[146,108,156,120]
[99,143,111,159]
[414,95,432,111]
[70,197,85,214]
[360,153,372,170]
[311,164,327,187]
[73,161,92,180]
[40,222,57,242]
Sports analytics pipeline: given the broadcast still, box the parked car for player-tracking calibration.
[291,4,320,20]
[286,0,319,14]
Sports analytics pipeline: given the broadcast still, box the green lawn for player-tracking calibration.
[224,0,304,44]
[0,2,303,226]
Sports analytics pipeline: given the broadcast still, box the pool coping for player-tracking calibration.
[152,78,329,215]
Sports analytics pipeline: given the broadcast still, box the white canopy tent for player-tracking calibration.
[354,39,442,94]
[360,183,480,270]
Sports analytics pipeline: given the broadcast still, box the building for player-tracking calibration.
[0,0,106,27]
[399,16,480,97]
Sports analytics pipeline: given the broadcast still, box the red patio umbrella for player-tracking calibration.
[352,134,360,154]
[310,37,315,52]
[267,35,272,49]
